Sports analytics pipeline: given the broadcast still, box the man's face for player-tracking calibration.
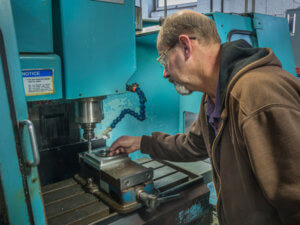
[157,44,193,95]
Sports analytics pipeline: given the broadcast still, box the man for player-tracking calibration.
[110,10,300,225]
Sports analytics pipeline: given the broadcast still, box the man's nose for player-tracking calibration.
[163,68,170,79]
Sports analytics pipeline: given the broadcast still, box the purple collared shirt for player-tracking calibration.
[206,81,221,135]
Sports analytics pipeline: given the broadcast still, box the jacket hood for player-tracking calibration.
[218,39,282,111]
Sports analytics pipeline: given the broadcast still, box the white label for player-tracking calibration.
[22,69,54,96]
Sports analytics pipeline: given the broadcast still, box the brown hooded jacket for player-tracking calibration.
[141,40,300,225]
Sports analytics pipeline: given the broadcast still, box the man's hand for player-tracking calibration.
[109,136,142,156]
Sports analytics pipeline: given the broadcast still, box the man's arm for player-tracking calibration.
[242,105,300,224]
[110,116,208,162]
[109,136,142,155]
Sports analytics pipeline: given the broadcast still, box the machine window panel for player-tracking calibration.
[227,29,257,47]
[230,34,254,46]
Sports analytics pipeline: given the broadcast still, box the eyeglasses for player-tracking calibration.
[157,47,172,68]
[156,37,197,68]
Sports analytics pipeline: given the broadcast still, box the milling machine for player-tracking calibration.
[0,0,297,224]
[73,97,158,213]
[37,93,206,224]
[71,95,197,215]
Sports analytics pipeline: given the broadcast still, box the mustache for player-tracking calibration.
[168,78,174,83]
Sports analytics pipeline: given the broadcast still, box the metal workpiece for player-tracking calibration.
[81,147,129,170]
[82,148,154,190]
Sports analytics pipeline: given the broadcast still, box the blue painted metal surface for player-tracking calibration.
[54,0,136,99]
[108,185,136,203]
[0,38,30,225]
[212,13,296,76]
[0,1,47,224]
[122,183,154,203]
[20,54,62,101]
[109,87,146,129]
[207,182,217,206]
[177,201,203,224]
[253,13,297,76]
[10,0,53,52]
[144,182,154,193]
[212,12,255,44]
[122,189,137,203]
[97,33,180,160]
[179,93,203,133]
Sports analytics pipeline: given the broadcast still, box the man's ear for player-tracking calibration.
[178,34,192,60]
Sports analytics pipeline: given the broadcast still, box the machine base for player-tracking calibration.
[42,157,211,225]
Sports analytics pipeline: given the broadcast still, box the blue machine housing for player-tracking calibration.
[11,0,137,101]
[10,0,53,53]
[0,1,47,224]
[211,12,296,76]
[253,13,296,75]
[99,32,180,160]
[53,0,136,99]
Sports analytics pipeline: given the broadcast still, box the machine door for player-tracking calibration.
[212,12,257,46]
[253,13,297,76]
[0,1,46,224]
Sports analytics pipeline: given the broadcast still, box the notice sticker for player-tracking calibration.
[22,69,54,96]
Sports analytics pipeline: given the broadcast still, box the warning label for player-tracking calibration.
[22,69,54,96]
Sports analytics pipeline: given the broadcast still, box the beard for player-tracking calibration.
[169,79,193,95]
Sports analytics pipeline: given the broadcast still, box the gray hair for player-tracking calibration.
[157,10,221,50]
